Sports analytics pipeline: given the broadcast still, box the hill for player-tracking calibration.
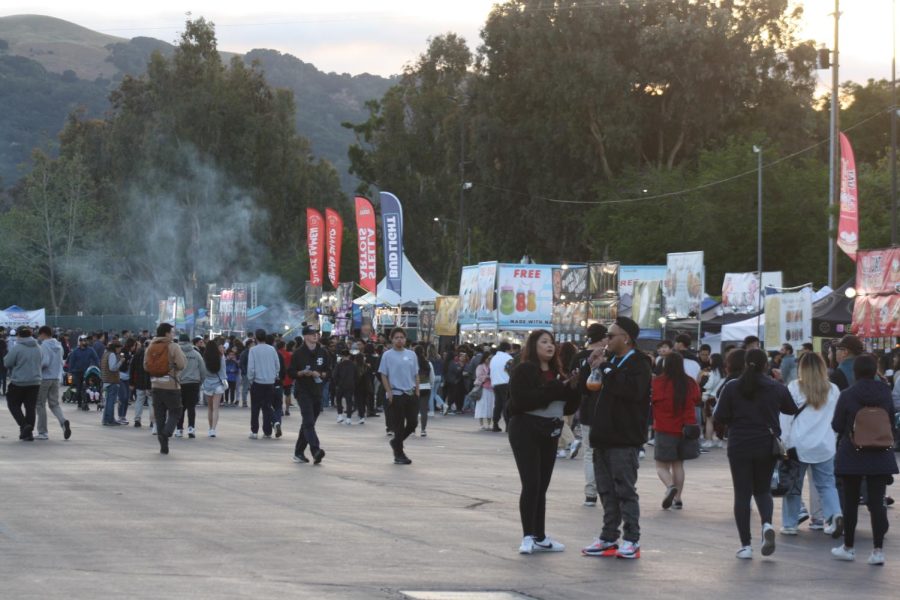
[0,14,395,191]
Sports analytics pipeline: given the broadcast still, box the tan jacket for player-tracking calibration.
[144,337,187,390]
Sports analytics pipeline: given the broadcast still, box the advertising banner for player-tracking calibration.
[233,288,247,333]
[325,208,344,288]
[553,302,588,341]
[475,262,498,325]
[664,252,704,318]
[333,282,354,337]
[856,248,900,295]
[764,287,813,348]
[588,300,617,323]
[354,197,377,294]
[306,208,325,287]
[838,132,859,261]
[617,265,666,318]
[435,296,461,337]
[0,308,46,329]
[721,272,784,313]
[631,280,663,329]
[497,264,554,330]
[218,291,233,331]
[588,262,619,299]
[304,282,322,327]
[418,300,436,343]
[379,191,404,295]
[554,266,589,302]
[458,265,479,329]
[852,294,900,338]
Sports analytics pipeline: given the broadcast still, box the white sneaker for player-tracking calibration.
[358,417,366,425]
[519,536,535,554]
[36,433,49,440]
[150,424,157,435]
[337,414,345,424]
[532,537,565,552]
[187,426,195,436]
[639,449,646,460]
[569,439,581,459]
[557,449,569,459]
[248,432,258,439]
[427,411,435,417]
[208,429,216,438]
[646,438,656,446]
[868,549,885,565]
[345,418,352,425]
[736,546,753,559]
[831,545,856,561]
[174,429,183,438]
[780,526,799,536]
[761,523,776,556]
[701,440,714,449]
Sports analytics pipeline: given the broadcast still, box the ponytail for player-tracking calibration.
[737,348,768,399]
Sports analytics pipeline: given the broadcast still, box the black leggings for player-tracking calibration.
[841,475,890,549]
[727,453,776,546]
[418,389,430,431]
[508,414,558,540]
[226,381,237,404]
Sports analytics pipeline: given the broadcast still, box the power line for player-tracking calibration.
[476,107,889,206]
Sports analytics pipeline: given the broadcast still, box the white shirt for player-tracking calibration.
[489,351,513,386]
[682,356,701,381]
[781,380,840,464]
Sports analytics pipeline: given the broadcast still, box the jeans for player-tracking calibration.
[581,424,597,498]
[727,452,776,546]
[294,390,323,456]
[594,446,641,543]
[250,383,275,436]
[152,388,182,439]
[7,383,39,434]
[492,384,509,429]
[321,382,332,408]
[841,474,890,548]
[782,459,842,527]
[102,382,119,424]
[240,374,250,405]
[178,382,200,429]
[430,375,444,411]
[118,381,131,419]
[508,414,559,539]
[388,393,418,457]
[134,389,151,423]
[37,379,65,434]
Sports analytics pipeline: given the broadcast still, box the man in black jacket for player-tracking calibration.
[288,326,330,464]
[573,323,607,507]
[582,317,651,560]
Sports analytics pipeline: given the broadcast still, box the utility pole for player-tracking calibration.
[827,0,841,287]
[458,107,466,273]
[754,145,763,336]
[892,0,898,246]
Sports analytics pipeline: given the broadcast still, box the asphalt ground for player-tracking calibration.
[1,397,897,599]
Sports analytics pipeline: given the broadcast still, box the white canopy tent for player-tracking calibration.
[353,254,440,306]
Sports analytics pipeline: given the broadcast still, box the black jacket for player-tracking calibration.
[334,358,357,393]
[713,374,796,458]
[289,343,330,397]
[572,348,600,424]
[832,378,899,477]
[129,347,152,390]
[508,361,579,417]
[588,351,652,449]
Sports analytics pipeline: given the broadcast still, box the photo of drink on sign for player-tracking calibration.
[496,264,554,330]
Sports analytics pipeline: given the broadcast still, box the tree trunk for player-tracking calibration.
[587,106,614,180]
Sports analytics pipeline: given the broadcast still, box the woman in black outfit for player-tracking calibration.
[714,348,797,560]
[508,330,579,555]
[830,354,898,565]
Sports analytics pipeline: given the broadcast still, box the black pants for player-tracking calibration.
[492,384,509,429]
[727,453,777,546]
[226,381,237,404]
[294,390,322,456]
[250,383,274,436]
[335,389,352,415]
[152,388,182,439]
[447,381,465,412]
[178,382,200,429]
[418,389,431,432]
[841,474,890,548]
[508,414,559,540]
[389,393,418,457]
[7,383,39,434]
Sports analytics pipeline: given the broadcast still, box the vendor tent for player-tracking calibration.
[812,280,853,338]
[353,254,440,306]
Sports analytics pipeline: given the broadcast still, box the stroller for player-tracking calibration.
[75,365,103,411]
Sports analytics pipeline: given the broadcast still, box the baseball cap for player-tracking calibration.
[302,325,319,336]
[834,334,864,356]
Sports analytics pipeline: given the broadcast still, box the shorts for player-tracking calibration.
[654,431,700,462]
[201,379,225,396]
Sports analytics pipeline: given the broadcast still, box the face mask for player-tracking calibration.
[350,349,360,355]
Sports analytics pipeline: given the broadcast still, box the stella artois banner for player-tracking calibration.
[325,208,344,288]
[837,132,859,261]
[354,197,377,293]
[306,208,325,286]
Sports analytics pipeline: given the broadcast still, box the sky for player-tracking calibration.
[3,0,896,81]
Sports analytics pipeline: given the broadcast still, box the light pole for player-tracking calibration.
[753,145,763,336]
[828,0,841,287]
[434,216,471,264]
[893,0,898,246]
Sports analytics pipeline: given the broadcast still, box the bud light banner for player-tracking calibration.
[325,208,343,288]
[354,197,377,294]
[496,264,554,330]
[380,191,403,295]
[306,208,325,287]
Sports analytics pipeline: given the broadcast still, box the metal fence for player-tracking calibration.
[45,315,157,333]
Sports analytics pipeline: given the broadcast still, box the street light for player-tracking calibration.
[753,144,764,336]
[433,217,471,263]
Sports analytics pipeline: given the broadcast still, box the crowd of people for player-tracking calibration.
[1,320,898,565]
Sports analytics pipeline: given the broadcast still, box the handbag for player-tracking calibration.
[771,457,802,497]
[769,428,787,459]
[682,423,701,440]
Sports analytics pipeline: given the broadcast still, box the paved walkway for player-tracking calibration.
[1,400,896,599]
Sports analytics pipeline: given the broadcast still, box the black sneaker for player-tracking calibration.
[63,420,72,440]
[275,423,282,438]
[313,449,325,465]
[292,454,310,463]
[393,455,412,465]
[158,434,169,455]
[662,486,678,509]
[133,420,141,428]
[491,425,502,432]
[584,496,598,507]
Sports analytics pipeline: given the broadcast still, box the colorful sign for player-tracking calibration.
[325,208,344,288]
[496,264,554,330]
[304,282,322,327]
[354,197,377,294]
[458,265,479,329]
[721,272,784,313]
[554,266,589,302]
[418,300,436,342]
[379,191,404,295]
[852,294,900,337]
[764,287,813,348]
[617,265,666,318]
[475,261,498,325]
[856,248,900,296]
[0,308,46,329]
[306,208,325,287]
[333,282,354,337]
[664,252,704,318]
[838,132,859,261]
[588,262,619,299]
[435,296,461,337]
[631,280,663,329]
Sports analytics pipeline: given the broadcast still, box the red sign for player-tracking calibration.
[852,294,899,337]
[306,208,325,286]
[354,197,377,293]
[837,132,859,261]
[856,247,900,296]
[325,208,344,288]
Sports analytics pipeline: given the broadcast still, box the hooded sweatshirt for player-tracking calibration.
[3,336,42,386]
[39,337,64,381]
[178,341,207,384]
[143,336,186,391]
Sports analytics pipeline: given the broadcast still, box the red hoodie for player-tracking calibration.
[651,375,700,436]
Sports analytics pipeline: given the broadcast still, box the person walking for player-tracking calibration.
[415,345,435,437]
[651,352,701,510]
[581,317,652,560]
[508,329,579,555]
[225,347,240,406]
[572,323,608,507]
[144,323,186,455]
[701,353,727,449]
[130,340,154,431]
[490,342,514,431]
[248,329,282,440]
[202,339,226,437]
[830,354,898,565]
[473,350,494,431]
[714,348,797,559]
[35,326,71,441]
[176,334,206,439]
[779,351,842,537]
[378,327,419,465]
[333,348,356,424]
[428,345,445,414]
[117,338,136,424]
[100,341,125,426]
[239,338,254,407]
[289,326,328,464]
[4,326,43,441]
[830,335,864,391]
